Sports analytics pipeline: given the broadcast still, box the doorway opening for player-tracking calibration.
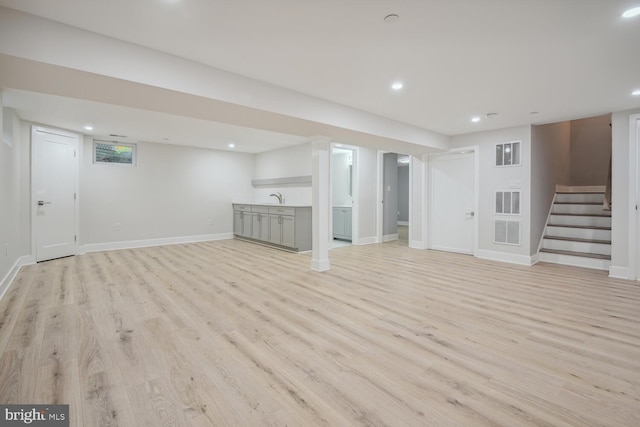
[377,151,410,246]
[331,145,356,248]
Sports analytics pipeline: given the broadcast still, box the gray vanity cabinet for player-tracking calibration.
[233,204,311,252]
[333,206,352,241]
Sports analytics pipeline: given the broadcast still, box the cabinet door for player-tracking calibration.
[281,215,295,247]
[258,214,270,241]
[250,213,261,240]
[233,211,243,235]
[268,215,281,245]
[241,212,253,237]
[333,208,344,238]
[344,209,352,239]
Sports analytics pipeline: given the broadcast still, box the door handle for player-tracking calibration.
[37,201,52,206]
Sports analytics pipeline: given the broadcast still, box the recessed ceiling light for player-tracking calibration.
[228,143,235,148]
[486,113,498,119]
[622,7,640,18]
[384,14,400,23]
[84,125,93,131]
[471,117,481,123]
[632,89,640,96]
[530,111,539,115]
[391,81,403,90]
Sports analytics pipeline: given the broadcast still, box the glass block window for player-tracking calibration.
[94,141,136,165]
[496,191,521,215]
[494,220,520,245]
[495,141,521,166]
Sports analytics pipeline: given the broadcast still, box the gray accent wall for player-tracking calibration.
[569,114,611,186]
[398,163,409,223]
[383,152,398,237]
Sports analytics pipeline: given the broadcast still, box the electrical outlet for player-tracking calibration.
[113,222,121,231]
[209,218,215,226]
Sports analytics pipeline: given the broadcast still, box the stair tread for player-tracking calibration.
[556,191,605,194]
[540,248,611,260]
[550,213,611,218]
[544,235,611,245]
[547,224,611,230]
[554,202,603,205]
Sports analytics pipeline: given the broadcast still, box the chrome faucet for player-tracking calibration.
[269,192,283,204]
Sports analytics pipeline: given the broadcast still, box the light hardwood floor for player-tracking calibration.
[0,239,639,426]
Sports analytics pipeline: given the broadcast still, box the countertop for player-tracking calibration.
[233,202,312,208]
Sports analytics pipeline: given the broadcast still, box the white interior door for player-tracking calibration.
[33,127,78,262]
[429,152,475,254]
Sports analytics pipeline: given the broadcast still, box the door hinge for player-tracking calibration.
[74,235,77,242]
[74,192,77,201]
[74,150,77,157]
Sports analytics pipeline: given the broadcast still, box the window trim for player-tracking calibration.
[495,140,522,167]
[495,190,521,215]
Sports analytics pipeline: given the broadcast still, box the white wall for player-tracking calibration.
[332,151,353,206]
[530,122,571,253]
[450,125,532,264]
[252,142,312,205]
[610,108,640,277]
[356,146,378,243]
[80,138,254,248]
[0,108,28,297]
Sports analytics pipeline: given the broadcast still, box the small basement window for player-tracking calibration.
[94,140,136,165]
[495,141,521,166]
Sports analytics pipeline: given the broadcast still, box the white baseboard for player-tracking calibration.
[397,221,409,226]
[530,253,541,265]
[609,266,631,280]
[383,234,398,242]
[79,232,234,254]
[355,236,378,246]
[311,258,331,272]
[477,249,536,266]
[0,255,36,301]
[409,240,425,250]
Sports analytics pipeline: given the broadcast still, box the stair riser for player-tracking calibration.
[549,215,611,228]
[542,239,611,255]
[546,226,611,241]
[552,204,610,216]
[556,193,604,204]
[539,252,610,270]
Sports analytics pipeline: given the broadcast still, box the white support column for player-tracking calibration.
[311,136,331,271]
[409,154,427,249]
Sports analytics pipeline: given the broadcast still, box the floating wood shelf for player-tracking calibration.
[251,175,312,187]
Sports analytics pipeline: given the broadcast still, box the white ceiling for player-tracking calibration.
[3,89,307,153]
[1,0,640,148]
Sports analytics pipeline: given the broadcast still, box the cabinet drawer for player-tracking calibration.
[252,206,270,214]
[269,206,295,216]
[233,204,251,212]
